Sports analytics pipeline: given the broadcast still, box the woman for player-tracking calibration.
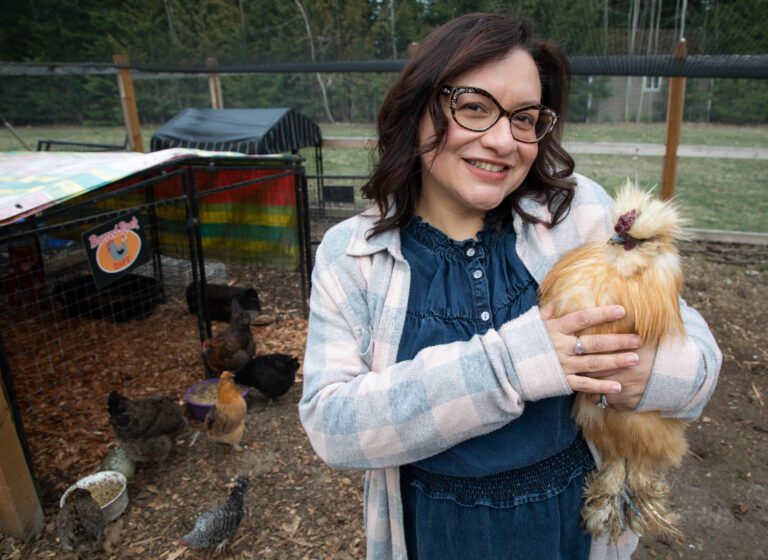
[300,13,721,560]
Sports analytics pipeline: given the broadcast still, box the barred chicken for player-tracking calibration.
[107,391,187,462]
[202,298,256,374]
[539,182,688,540]
[56,487,105,553]
[178,475,249,552]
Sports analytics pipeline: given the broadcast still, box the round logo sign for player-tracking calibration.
[95,231,142,273]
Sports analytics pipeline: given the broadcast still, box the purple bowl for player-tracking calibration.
[184,378,249,421]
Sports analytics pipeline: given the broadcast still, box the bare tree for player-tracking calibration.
[390,0,397,59]
[637,0,662,122]
[238,0,247,39]
[295,0,335,122]
[624,0,641,121]
[163,0,179,48]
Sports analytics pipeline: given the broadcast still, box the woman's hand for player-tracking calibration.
[541,304,643,399]
[583,343,656,410]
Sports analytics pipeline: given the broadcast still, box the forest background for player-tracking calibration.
[1,0,767,127]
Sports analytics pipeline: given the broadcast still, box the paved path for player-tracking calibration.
[564,142,768,160]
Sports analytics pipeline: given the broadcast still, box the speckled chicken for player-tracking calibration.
[202,299,256,374]
[56,487,105,553]
[107,391,187,462]
[234,353,300,399]
[205,371,248,448]
[179,475,249,552]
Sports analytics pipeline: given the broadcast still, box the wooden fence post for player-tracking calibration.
[206,57,224,109]
[0,382,44,541]
[661,39,688,200]
[113,54,144,153]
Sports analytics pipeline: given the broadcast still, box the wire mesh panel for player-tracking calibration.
[186,160,311,318]
[0,155,309,503]
[306,174,371,247]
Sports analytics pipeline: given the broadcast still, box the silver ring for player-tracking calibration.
[574,337,585,356]
[597,394,609,409]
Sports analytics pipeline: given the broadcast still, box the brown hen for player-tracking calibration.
[201,298,256,374]
[205,371,247,448]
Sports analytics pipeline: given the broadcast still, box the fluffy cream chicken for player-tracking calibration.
[539,182,688,540]
[205,371,247,448]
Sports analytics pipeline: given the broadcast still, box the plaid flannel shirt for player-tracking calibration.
[299,174,722,560]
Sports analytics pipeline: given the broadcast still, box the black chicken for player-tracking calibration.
[234,353,300,399]
[107,391,187,462]
[201,298,256,374]
[178,475,249,552]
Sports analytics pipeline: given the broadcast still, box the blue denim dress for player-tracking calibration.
[397,217,594,560]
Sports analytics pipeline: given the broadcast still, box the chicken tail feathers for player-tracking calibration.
[204,405,219,432]
[107,391,127,419]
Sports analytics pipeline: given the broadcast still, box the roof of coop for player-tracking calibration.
[0,149,276,227]
[149,108,323,155]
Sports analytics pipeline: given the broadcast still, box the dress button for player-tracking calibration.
[466,247,476,257]
[473,269,483,279]
[480,311,490,321]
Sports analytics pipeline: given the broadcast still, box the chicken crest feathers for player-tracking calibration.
[611,180,688,244]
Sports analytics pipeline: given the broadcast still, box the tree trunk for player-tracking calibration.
[294,0,335,122]
[624,0,640,121]
[163,0,178,48]
[390,0,397,59]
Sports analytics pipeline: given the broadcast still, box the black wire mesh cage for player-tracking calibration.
[0,154,311,502]
[0,155,311,374]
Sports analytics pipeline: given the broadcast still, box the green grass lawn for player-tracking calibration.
[2,121,763,152]
[0,125,161,152]
[574,154,767,232]
[2,122,765,232]
[564,122,768,147]
[320,121,768,147]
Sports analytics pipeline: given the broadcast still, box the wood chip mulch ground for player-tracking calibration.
[1,268,365,559]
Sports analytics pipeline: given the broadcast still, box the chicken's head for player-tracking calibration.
[201,338,220,367]
[608,180,686,253]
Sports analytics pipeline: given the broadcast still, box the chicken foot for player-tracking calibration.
[624,466,682,540]
[583,458,682,541]
[582,457,630,538]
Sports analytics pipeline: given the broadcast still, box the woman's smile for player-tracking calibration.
[466,159,508,174]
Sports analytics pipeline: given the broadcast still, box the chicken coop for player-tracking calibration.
[149,106,354,248]
[0,148,313,533]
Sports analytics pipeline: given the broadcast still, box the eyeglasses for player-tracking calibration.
[440,85,558,143]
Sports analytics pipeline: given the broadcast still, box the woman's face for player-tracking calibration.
[418,49,542,223]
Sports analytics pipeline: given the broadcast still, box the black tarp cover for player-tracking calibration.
[150,108,322,154]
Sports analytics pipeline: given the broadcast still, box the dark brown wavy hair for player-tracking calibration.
[361,12,576,239]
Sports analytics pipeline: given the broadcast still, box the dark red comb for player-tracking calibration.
[614,209,639,235]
